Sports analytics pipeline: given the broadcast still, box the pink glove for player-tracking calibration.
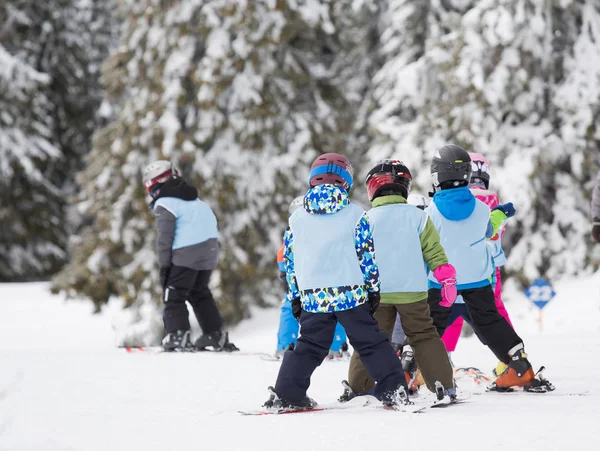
[433,263,457,307]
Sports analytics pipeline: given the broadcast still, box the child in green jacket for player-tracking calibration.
[343,160,457,401]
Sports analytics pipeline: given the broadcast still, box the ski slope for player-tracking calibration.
[1,278,599,451]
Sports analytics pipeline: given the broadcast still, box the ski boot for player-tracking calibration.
[162,330,194,352]
[391,342,403,357]
[400,346,422,394]
[274,342,294,359]
[381,385,411,408]
[408,368,425,394]
[327,342,350,360]
[195,330,239,352]
[338,380,359,403]
[434,381,458,404]
[263,386,317,410]
[493,349,535,389]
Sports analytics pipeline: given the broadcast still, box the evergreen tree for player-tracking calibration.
[366,0,431,189]
[54,0,377,344]
[367,0,600,284]
[0,0,114,280]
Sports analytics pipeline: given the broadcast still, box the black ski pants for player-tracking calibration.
[163,266,223,335]
[447,303,486,345]
[275,303,405,404]
[428,285,521,364]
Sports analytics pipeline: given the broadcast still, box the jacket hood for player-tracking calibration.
[151,177,198,207]
[433,186,476,221]
[303,184,349,215]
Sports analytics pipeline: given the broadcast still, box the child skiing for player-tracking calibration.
[425,145,547,390]
[143,161,238,352]
[441,152,515,376]
[343,160,457,402]
[275,198,349,358]
[264,153,407,410]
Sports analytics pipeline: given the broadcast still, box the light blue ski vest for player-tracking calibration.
[289,203,365,290]
[154,197,218,249]
[367,204,429,293]
[427,200,493,289]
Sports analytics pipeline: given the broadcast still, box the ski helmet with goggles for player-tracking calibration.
[288,196,304,215]
[308,153,354,191]
[430,144,472,190]
[143,160,178,196]
[365,159,412,201]
[469,152,490,189]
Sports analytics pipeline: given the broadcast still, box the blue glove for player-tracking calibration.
[493,202,515,218]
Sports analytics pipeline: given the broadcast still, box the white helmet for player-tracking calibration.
[142,160,177,194]
[407,193,428,210]
[288,196,304,215]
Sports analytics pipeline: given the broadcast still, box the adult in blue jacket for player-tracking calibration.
[143,161,237,352]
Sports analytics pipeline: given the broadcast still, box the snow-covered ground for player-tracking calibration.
[1,277,599,451]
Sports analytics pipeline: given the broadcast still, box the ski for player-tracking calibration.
[239,406,325,416]
[239,396,426,416]
[121,346,259,356]
[454,367,493,386]
[430,398,468,408]
[121,346,195,353]
[475,389,587,397]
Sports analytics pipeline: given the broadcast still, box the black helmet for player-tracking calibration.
[430,144,472,190]
[365,159,412,201]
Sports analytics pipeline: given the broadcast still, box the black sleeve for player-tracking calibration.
[155,206,175,267]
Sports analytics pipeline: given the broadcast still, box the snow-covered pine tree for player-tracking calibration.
[366,0,431,190]
[550,0,600,274]
[417,0,554,285]
[425,0,600,283]
[367,0,600,285]
[0,9,62,280]
[54,0,377,345]
[0,0,115,281]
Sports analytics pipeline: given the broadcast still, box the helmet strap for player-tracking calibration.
[149,184,163,199]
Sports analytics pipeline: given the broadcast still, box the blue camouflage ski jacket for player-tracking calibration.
[283,184,380,313]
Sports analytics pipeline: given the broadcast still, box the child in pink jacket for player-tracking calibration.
[441,152,514,375]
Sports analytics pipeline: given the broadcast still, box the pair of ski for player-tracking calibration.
[239,394,465,416]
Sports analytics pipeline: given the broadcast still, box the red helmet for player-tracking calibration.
[308,153,354,191]
[365,159,412,201]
